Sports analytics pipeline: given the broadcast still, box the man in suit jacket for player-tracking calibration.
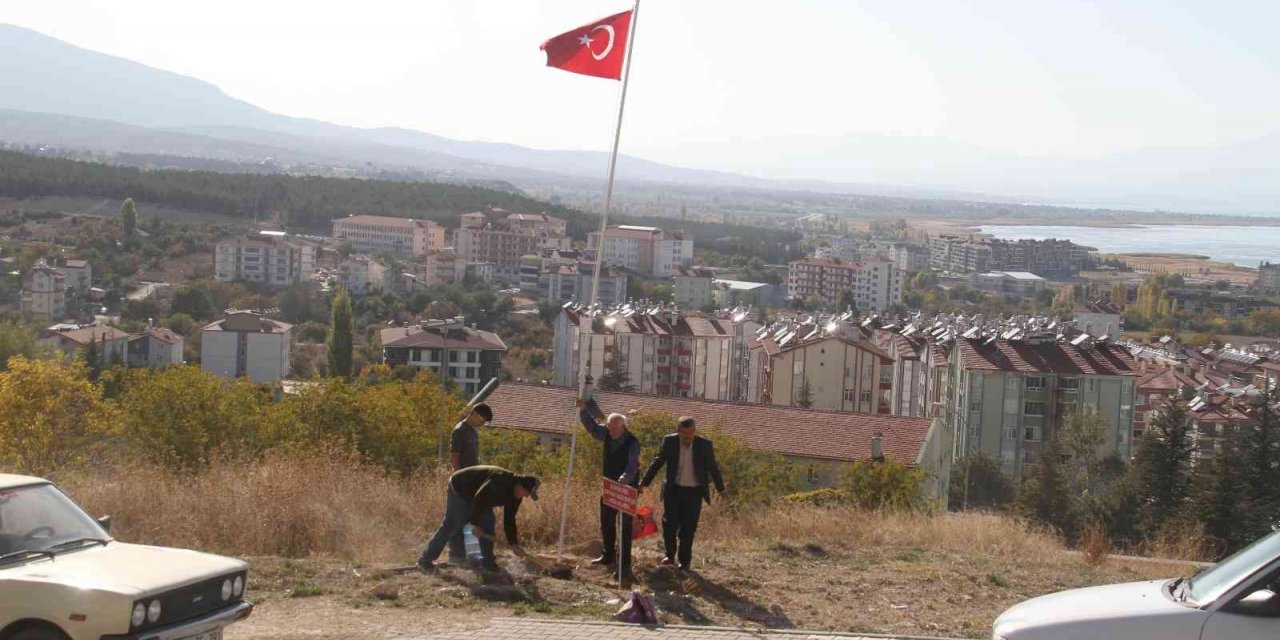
[640,416,725,570]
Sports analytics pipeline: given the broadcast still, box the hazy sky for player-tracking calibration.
[6,0,1279,169]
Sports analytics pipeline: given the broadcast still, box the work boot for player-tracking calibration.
[590,556,616,567]
[659,556,676,566]
[416,558,438,573]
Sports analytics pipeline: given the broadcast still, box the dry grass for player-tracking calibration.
[54,455,1210,639]
[60,453,1069,566]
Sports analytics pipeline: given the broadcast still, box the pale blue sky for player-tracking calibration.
[5,0,1278,169]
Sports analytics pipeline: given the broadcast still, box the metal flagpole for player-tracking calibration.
[557,0,642,559]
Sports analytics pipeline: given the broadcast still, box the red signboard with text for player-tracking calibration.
[601,477,638,516]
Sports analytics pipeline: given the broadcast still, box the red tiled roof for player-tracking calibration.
[380,325,507,351]
[484,383,934,464]
[46,325,130,345]
[790,257,860,270]
[1138,367,1197,393]
[956,337,1137,376]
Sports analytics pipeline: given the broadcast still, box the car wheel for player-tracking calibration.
[7,625,69,640]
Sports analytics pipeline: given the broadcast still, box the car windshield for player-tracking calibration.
[0,484,109,560]
[1187,530,1280,604]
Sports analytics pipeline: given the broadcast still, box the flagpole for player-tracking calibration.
[557,0,641,559]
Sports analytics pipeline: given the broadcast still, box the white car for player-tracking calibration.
[0,474,252,640]
[993,530,1280,639]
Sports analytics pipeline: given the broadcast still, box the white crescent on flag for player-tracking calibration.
[589,24,616,61]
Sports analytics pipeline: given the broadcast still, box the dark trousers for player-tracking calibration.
[599,499,633,572]
[663,485,704,567]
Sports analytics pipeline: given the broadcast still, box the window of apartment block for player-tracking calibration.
[970,400,982,411]
[467,351,477,363]
[1059,378,1079,390]
[806,466,820,485]
[448,367,458,378]
[860,390,872,404]
[1024,426,1041,441]
[844,389,856,402]
[411,349,422,362]
[1024,401,1046,416]
[450,352,459,363]
[1025,376,1046,390]
[879,365,892,384]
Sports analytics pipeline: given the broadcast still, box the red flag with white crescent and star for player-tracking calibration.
[540,10,632,80]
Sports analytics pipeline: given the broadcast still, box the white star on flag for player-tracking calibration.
[577,33,593,47]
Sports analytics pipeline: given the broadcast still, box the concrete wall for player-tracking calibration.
[769,338,881,413]
[201,331,240,378]
[245,331,290,382]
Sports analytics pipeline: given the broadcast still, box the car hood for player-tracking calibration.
[2,542,246,597]
[994,580,1203,638]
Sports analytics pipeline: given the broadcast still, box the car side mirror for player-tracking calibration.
[97,515,112,532]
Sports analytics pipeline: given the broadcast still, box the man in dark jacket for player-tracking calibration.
[640,416,725,571]
[418,465,539,573]
[577,398,640,581]
[446,403,492,563]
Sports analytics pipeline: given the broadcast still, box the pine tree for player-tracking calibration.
[949,450,1015,511]
[1191,428,1244,555]
[795,378,813,409]
[1239,396,1280,541]
[326,288,354,379]
[597,355,636,393]
[1126,401,1195,539]
[120,197,138,237]
[79,337,101,382]
[1016,449,1074,537]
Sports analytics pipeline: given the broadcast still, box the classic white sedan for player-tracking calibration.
[0,474,252,640]
[993,530,1280,639]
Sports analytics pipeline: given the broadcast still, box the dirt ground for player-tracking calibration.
[227,540,1195,640]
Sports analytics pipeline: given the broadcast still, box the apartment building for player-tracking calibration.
[930,236,1092,278]
[587,225,693,278]
[1074,301,1124,337]
[336,256,392,296]
[454,210,569,281]
[544,262,628,306]
[946,334,1139,479]
[1258,262,1280,293]
[215,232,316,288]
[38,323,131,363]
[787,257,903,311]
[712,280,785,308]
[201,311,293,382]
[972,271,1048,299]
[57,259,92,295]
[553,303,755,400]
[381,317,506,396]
[673,267,716,310]
[127,327,185,368]
[332,215,445,257]
[746,319,893,413]
[20,260,66,320]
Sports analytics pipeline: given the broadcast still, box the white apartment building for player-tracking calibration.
[337,256,392,296]
[544,262,628,306]
[201,311,293,382]
[127,327,185,367]
[20,260,66,320]
[746,320,893,414]
[553,304,755,400]
[215,232,316,288]
[332,215,445,258]
[787,257,903,311]
[381,318,507,396]
[587,226,693,278]
[673,267,715,310]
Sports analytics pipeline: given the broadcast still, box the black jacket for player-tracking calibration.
[640,435,725,504]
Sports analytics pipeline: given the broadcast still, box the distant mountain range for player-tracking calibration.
[1,23,1277,216]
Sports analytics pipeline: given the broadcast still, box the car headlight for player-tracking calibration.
[221,578,233,601]
[131,603,146,627]
[233,575,245,597]
[147,599,162,623]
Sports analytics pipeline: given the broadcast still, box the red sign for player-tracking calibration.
[601,477,638,516]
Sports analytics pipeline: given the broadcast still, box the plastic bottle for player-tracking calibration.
[463,524,482,562]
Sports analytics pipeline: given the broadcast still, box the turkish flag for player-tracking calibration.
[540,10,632,80]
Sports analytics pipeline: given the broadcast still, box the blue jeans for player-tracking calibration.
[420,485,496,566]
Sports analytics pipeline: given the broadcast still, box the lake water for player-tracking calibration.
[978,225,1280,268]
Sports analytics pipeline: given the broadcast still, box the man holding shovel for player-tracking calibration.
[418,465,539,573]
[447,403,492,564]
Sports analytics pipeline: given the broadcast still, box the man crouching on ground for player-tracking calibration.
[418,465,539,573]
